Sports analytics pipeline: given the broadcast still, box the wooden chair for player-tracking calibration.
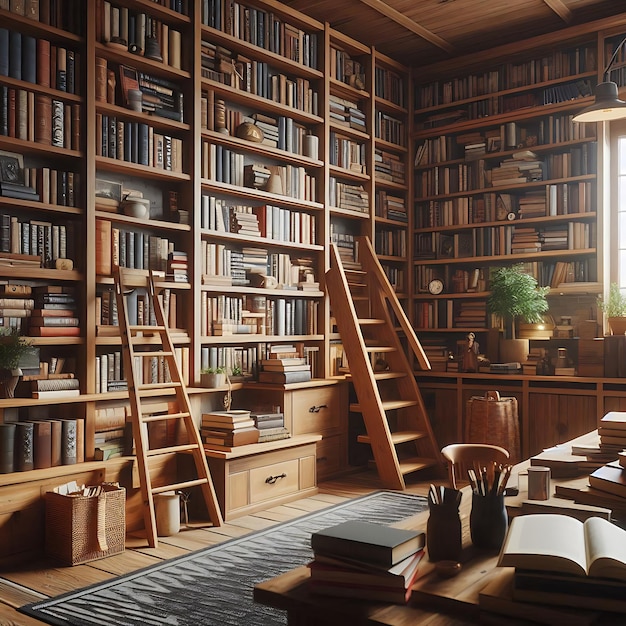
[441,443,510,490]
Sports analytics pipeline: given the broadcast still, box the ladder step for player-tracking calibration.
[350,399,417,412]
[138,382,182,392]
[130,325,167,333]
[152,478,210,495]
[372,371,406,380]
[358,318,385,325]
[399,457,439,476]
[364,345,396,353]
[146,443,200,457]
[133,350,175,358]
[357,430,427,445]
[142,411,190,422]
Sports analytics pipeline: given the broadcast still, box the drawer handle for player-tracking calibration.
[309,404,328,413]
[265,473,287,485]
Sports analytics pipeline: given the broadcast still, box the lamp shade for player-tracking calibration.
[573,81,626,122]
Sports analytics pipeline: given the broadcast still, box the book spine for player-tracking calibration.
[61,419,77,465]
[14,421,34,471]
[0,423,15,473]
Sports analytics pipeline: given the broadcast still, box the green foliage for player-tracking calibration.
[230,364,243,377]
[487,265,550,339]
[597,282,626,317]
[200,366,226,375]
[0,328,32,371]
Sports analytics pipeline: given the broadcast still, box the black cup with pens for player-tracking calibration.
[426,484,462,562]
[469,462,511,550]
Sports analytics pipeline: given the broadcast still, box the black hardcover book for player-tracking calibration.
[21,34,36,84]
[138,123,149,165]
[8,31,21,80]
[0,423,15,473]
[0,29,9,77]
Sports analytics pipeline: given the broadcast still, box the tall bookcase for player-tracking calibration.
[411,30,602,367]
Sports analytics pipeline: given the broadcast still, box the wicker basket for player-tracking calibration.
[45,483,126,565]
[465,391,520,463]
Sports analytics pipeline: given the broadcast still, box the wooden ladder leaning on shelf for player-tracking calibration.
[114,267,223,547]
[326,236,443,490]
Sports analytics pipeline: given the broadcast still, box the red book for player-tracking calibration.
[29,326,81,337]
[36,38,51,87]
[35,94,52,145]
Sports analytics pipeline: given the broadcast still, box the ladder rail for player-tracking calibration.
[114,267,223,547]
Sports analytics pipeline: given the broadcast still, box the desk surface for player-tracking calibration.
[253,432,616,625]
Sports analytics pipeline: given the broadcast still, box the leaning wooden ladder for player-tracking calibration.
[114,267,223,547]
[326,236,442,489]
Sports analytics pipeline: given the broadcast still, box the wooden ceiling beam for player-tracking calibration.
[542,0,574,23]
[356,0,456,54]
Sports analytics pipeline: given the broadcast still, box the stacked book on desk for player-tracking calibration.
[251,411,290,443]
[480,513,626,621]
[201,409,259,449]
[258,344,311,384]
[308,520,426,604]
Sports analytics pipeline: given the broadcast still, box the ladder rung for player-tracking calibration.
[130,325,167,332]
[152,478,209,495]
[146,443,200,457]
[350,399,417,412]
[373,371,406,380]
[138,382,182,391]
[142,411,190,422]
[359,318,385,325]
[357,430,427,445]
[133,350,174,358]
[365,346,396,353]
[399,457,439,476]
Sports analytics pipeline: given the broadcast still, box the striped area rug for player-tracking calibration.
[22,490,427,626]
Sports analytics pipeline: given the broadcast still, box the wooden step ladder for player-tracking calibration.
[326,236,442,490]
[114,267,223,547]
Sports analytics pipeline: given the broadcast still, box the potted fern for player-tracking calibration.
[0,328,33,398]
[200,366,227,388]
[487,265,550,362]
[598,282,626,335]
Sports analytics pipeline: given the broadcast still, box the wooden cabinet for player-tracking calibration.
[238,379,348,480]
[204,434,320,520]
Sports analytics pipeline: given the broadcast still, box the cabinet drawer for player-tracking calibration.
[316,434,345,480]
[291,387,341,435]
[249,458,300,503]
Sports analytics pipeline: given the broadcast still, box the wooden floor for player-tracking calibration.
[0,470,431,626]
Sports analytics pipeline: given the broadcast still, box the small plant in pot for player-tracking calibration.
[200,366,227,388]
[0,328,33,398]
[597,282,626,335]
[487,265,550,363]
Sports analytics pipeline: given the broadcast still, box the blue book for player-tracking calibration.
[8,31,21,80]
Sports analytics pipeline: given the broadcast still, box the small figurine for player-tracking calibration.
[462,332,479,373]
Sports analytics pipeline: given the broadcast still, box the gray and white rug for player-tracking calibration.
[21,490,427,626]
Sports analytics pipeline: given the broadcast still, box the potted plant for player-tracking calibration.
[597,282,626,335]
[487,265,550,363]
[0,328,33,398]
[200,366,227,388]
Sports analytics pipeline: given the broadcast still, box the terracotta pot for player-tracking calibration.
[608,317,626,336]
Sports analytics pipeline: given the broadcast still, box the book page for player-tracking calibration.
[584,516,626,581]
[498,514,587,576]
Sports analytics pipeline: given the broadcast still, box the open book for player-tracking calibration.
[497,514,626,581]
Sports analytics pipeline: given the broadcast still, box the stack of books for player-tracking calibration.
[597,411,626,456]
[201,409,259,449]
[491,513,626,615]
[29,285,79,337]
[308,520,426,604]
[258,346,311,384]
[251,411,290,443]
[166,250,188,283]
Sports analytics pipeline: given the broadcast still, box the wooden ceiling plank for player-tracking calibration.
[356,0,457,54]
[542,0,574,23]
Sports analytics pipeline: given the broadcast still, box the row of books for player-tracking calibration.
[200,197,317,246]
[203,294,319,338]
[416,44,596,107]
[95,114,184,172]
[0,31,79,94]
[0,87,79,149]
[1,0,84,32]
[202,0,319,69]
[98,2,183,70]
[0,417,84,473]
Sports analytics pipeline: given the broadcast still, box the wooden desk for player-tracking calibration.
[253,436,616,625]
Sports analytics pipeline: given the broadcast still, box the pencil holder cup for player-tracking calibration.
[426,494,462,562]
[469,492,508,550]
